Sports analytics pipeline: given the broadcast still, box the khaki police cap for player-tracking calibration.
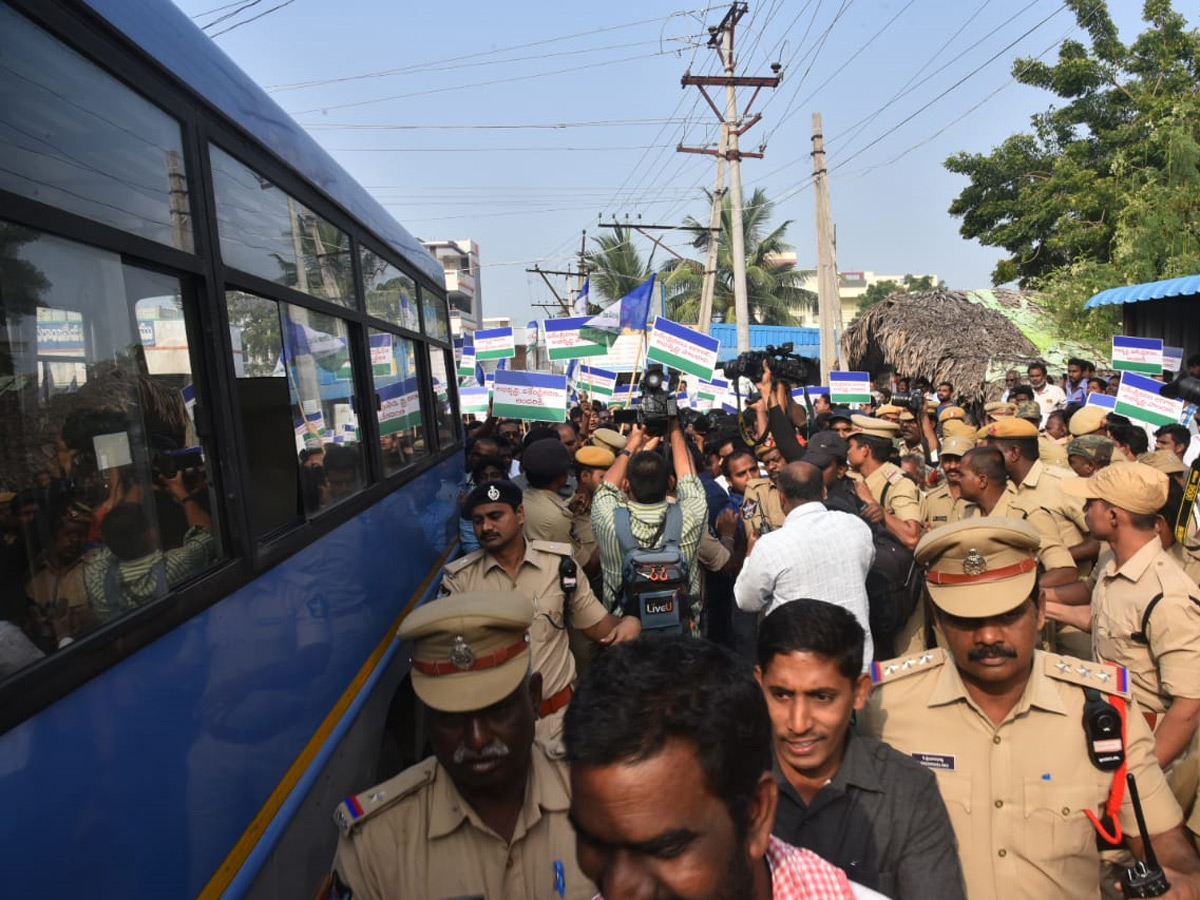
[591,427,627,454]
[576,445,615,469]
[1067,434,1116,464]
[939,406,967,422]
[940,434,976,458]
[897,409,916,422]
[1069,406,1106,436]
[877,404,905,419]
[1138,449,1187,476]
[942,419,976,438]
[850,414,900,439]
[977,418,1039,440]
[984,401,1016,418]
[915,518,1041,617]
[399,591,534,713]
[1060,462,1168,515]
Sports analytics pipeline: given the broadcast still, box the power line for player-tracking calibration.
[297,118,698,131]
[209,0,297,38]
[326,144,683,152]
[199,0,264,29]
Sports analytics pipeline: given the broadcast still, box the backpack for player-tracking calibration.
[863,481,923,658]
[613,503,690,635]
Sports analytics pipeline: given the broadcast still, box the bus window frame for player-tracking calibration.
[0,0,461,735]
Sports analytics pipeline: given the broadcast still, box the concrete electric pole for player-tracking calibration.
[811,112,843,377]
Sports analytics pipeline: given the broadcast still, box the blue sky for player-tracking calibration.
[172,0,1183,323]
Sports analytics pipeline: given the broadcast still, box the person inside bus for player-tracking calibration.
[25,499,97,649]
[322,445,362,505]
[84,471,215,618]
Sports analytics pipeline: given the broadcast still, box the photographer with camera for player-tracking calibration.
[590,408,707,635]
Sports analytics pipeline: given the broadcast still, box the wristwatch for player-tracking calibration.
[617,449,632,458]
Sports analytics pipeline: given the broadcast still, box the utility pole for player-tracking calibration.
[811,112,843,377]
[679,2,779,351]
[696,125,727,333]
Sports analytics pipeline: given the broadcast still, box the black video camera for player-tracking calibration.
[720,343,814,387]
[612,364,677,436]
[891,390,926,417]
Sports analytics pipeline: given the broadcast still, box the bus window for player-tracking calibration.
[368,329,428,477]
[0,4,193,251]
[224,290,366,532]
[361,248,419,332]
[210,146,355,308]
[0,223,221,675]
[420,285,450,343]
[425,346,459,450]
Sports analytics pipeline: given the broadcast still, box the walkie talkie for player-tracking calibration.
[1122,773,1171,897]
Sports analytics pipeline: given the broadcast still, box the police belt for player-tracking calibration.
[540,684,573,718]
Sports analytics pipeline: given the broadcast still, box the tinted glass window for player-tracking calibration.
[422,287,450,343]
[361,248,419,331]
[224,291,366,532]
[426,346,459,449]
[0,5,193,251]
[368,329,429,477]
[0,224,222,678]
[211,146,355,307]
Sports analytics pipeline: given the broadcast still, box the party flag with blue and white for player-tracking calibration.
[1115,371,1182,426]
[573,277,590,316]
[544,317,607,360]
[579,274,655,349]
[1112,335,1163,375]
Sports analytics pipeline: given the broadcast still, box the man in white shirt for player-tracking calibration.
[1027,361,1065,426]
[734,461,876,664]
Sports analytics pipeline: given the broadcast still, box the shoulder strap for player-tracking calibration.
[1131,592,1164,645]
[661,503,684,551]
[613,507,639,555]
[880,479,891,508]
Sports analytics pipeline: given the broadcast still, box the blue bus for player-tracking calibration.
[0,1,462,895]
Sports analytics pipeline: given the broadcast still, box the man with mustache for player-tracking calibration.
[920,435,975,530]
[324,591,593,899]
[860,519,1200,900]
[441,479,639,741]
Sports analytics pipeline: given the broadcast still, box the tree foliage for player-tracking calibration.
[584,225,656,309]
[663,188,815,325]
[945,0,1200,341]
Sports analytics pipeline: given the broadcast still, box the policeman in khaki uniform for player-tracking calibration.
[441,480,640,742]
[326,591,593,900]
[920,434,975,530]
[520,438,576,546]
[1058,463,1200,827]
[860,519,1200,900]
[741,438,787,538]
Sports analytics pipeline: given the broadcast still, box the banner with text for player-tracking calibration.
[377,378,423,434]
[1112,335,1163,375]
[456,342,476,377]
[1085,392,1117,410]
[646,317,720,381]
[492,370,567,421]
[543,317,607,360]
[578,364,617,397]
[1115,371,1182,426]
[459,385,491,416]
[1164,346,1185,374]
[474,327,516,361]
[370,333,396,377]
[792,385,830,404]
[830,371,872,404]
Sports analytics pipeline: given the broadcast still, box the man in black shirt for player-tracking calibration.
[755,599,965,899]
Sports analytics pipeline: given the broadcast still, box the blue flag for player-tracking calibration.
[579,274,655,349]
[573,277,590,316]
[496,358,508,371]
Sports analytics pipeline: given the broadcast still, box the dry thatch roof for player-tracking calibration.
[840,289,1043,404]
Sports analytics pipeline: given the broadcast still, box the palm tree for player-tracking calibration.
[663,188,815,325]
[584,225,656,309]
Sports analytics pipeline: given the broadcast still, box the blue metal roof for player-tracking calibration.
[80,0,445,287]
[709,324,821,359]
[1084,274,1200,308]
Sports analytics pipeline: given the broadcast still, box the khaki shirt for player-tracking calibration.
[1015,460,1087,549]
[864,463,922,522]
[1038,435,1069,470]
[440,539,609,737]
[964,484,1077,572]
[920,483,969,530]
[331,741,591,900]
[25,556,90,638]
[1168,540,1200,586]
[860,649,1182,900]
[1092,537,1200,714]
[522,487,574,546]
[742,477,785,537]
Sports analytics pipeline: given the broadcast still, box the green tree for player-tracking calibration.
[856,279,903,316]
[584,226,655,309]
[944,1,1200,342]
[663,188,816,325]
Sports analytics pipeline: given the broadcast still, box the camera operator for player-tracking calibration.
[750,359,807,464]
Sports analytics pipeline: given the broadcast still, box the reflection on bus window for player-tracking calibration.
[210,145,354,308]
[426,346,459,450]
[0,223,221,678]
[421,285,450,343]
[224,291,366,532]
[361,248,419,332]
[368,329,428,477]
[0,4,193,251]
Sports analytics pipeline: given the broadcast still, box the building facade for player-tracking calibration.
[422,239,482,329]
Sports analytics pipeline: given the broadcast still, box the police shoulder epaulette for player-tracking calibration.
[443,549,485,575]
[746,476,772,489]
[883,466,906,485]
[1044,654,1130,698]
[529,539,573,557]
[333,757,438,836]
[870,648,945,685]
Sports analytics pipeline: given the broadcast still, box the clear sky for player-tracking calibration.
[172,0,1182,324]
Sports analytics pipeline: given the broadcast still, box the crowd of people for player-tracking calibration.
[324,352,1200,899]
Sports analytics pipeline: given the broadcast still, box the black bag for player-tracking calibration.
[851,480,923,658]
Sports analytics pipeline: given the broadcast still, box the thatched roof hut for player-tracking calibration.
[840,289,1043,405]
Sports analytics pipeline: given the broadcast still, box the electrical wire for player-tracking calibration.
[209,0,297,38]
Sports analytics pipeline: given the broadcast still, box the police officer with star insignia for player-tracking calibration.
[439,479,640,742]
[323,591,593,899]
[859,518,1200,900]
